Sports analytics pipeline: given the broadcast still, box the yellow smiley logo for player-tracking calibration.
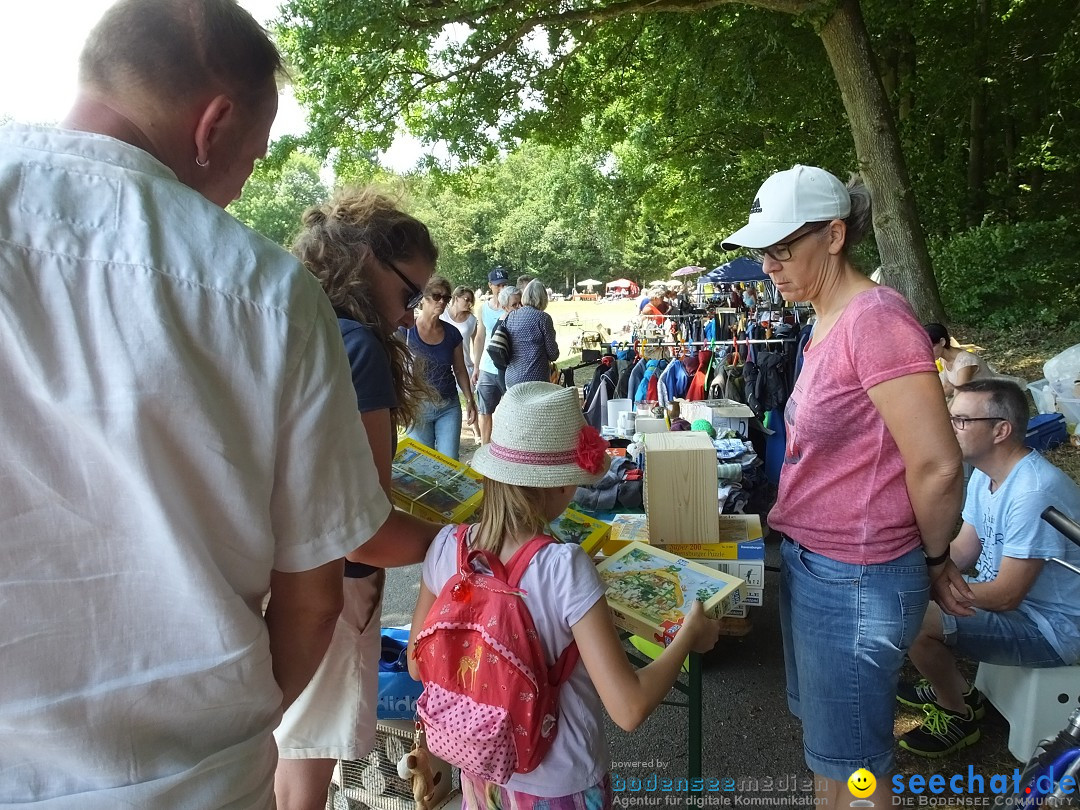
[847,768,876,798]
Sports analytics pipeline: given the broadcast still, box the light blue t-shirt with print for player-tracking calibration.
[962,450,1080,663]
[478,299,503,376]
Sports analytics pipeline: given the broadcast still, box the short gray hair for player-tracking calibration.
[498,286,520,308]
[522,280,548,310]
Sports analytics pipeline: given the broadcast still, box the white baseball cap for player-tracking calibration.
[721,165,850,250]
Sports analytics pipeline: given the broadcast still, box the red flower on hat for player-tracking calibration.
[575,426,609,474]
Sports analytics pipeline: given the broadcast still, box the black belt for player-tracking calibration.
[344,560,380,579]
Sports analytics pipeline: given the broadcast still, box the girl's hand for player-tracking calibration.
[679,600,721,654]
[465,400,477,427]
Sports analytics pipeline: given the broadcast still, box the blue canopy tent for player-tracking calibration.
[698,256,766,285]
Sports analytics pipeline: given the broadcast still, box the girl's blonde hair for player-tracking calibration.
[472,479,552,556]
[292,186,437,430]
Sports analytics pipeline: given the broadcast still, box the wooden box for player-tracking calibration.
[390,438,483,524]
[597,542,746,646]
[643,432,719,544]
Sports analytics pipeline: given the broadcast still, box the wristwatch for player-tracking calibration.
[924,549,950,567]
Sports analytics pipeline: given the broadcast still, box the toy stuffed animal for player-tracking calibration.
[397,745,441,810]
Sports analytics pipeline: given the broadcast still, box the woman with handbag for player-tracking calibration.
[503,280,560,389]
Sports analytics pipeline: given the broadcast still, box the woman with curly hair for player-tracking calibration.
[274,187,444,810]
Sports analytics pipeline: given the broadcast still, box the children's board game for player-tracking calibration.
[597,542,746,646]
[390,438,483,523]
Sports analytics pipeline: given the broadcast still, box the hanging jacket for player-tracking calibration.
[645,359,668,402]
[627,359,647,403]
[634,359,663,403]
[686,350,712,401]
[743,350,789,418]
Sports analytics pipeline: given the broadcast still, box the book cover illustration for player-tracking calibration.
[597,542,746,645]
[391,438,483,523]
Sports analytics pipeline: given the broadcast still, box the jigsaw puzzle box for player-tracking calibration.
[390,438,483,524]
[597,542,746,646]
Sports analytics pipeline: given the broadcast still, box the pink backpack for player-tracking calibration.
[414,525,579,784]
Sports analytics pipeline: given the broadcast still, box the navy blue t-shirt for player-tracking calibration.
[405,323,462,401]
[339,318,399,413]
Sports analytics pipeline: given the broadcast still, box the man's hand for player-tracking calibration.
[929,559,975,617]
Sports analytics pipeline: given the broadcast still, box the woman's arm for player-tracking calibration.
[452,343,477,426]
[543,313,560,362]
[572,598,720,732]
[346,409,440,567]
[867,371,973,614]
[471,317,487,385]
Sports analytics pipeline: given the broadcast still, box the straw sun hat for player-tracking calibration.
[471,382,611,488]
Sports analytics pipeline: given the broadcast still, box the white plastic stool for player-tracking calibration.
[975,662,1080,760]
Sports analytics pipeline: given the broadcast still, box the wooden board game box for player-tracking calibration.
[597,542,746,646]
[390,438,483,523]
[549,508,610,558]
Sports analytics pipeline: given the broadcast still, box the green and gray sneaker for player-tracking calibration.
[896,678,986,719]
[899,704,982,758]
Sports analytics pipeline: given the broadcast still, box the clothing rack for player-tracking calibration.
[608,338,796,348]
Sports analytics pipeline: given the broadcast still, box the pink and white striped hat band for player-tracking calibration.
[471,382,610,488]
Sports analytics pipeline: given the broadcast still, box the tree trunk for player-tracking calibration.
[815,0,946,322]
[967,0,990,227]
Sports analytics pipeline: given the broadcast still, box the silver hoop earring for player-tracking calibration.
[195,155,209,168]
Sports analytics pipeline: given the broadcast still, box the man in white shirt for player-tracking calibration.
[0,1,392,806]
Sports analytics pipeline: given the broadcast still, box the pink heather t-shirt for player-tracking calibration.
[769,286,936,564]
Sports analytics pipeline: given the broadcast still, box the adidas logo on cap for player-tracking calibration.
[749,197,762,215]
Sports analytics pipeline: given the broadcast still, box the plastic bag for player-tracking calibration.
[1044,344,1080,399]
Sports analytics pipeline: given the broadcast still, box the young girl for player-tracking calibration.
[408,382,721,809]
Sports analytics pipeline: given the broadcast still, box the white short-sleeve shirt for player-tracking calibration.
[0,124,390,807]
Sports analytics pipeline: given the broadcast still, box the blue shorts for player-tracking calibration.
[476,370,505,415]
[941,608,1064,667]
[780,539,929,780]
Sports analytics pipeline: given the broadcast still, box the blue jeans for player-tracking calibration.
[780,539,929,780]
[407,397,462,460]
[942,608,1065,667]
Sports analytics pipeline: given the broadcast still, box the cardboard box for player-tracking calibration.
[643,432,719,544]
[550,508,610,557]
[700,560,765,607]
[597,542,746,646]
[634,416,668,434]
[678,398,755,437]
[602,513,765,559]
[391,438,484,523]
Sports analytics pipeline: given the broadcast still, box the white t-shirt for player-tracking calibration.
[440,310,478,376]
[942,349,992,386]
[963,450,1080,663]
[422,524,609,795]
[0,124,390,808]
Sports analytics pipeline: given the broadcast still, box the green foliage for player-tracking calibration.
[228,151,328,248]
[931,219,1080,329]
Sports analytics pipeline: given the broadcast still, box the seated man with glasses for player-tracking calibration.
[897,378,1080,757]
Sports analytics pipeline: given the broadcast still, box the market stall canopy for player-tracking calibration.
[577,278,603,288]
[605,278,635,288]
[672,265,706,277]
[699,257,766,285]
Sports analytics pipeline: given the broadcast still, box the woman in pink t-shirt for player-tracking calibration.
[722,165,968,805]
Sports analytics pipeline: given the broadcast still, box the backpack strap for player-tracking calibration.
[504,535,557,588]
[504,534,581,686]
[455,523,514,584]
